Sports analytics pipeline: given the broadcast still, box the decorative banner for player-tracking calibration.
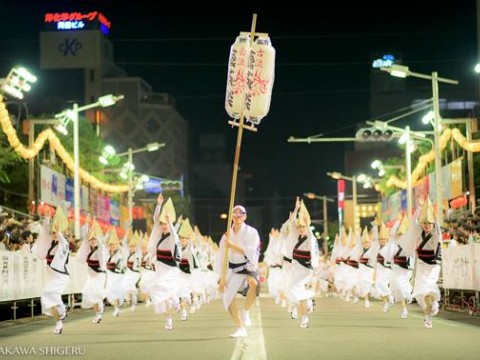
[89,188,98,217]
[110,200,120,226]
[400,189,407,212]
[450,158,463,199]
[40,165,66,206]
[442,163,452,200]
[65,177,74,203]
[81,184,90,212]
[96,194,111,224]
[337,179,345,228]
[389,191,401,219]
[413,176,429,203]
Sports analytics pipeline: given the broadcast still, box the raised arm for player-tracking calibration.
[153,193,163,226]
[289,197,301,227]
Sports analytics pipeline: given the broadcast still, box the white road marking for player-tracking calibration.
[230,298,267,360]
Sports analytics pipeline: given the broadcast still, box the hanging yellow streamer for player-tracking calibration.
[385,126,480,190]
[0,96,129,193]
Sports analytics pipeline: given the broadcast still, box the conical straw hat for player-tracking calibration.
[159,197,176,224]
[361,226,370,245]
[349,229,357,249]
[418,197,435,224]
[52,205,69,233]
[92,219,104,240]
[108,228,120,246]
[296,201,311,227]
[129,231,139,247]
[178,217,194,238]
[341,230,348,247]
[379,222,389,239]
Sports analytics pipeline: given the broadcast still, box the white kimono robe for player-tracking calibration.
[77,225,108,309]
[397,211,442,307]
[264,232,286,301]
[139,251,156,297]
[148,217,182,314]
[105,248,126,304]
[285,227,319,304]
[32,218,70,317]
[215,223,260,310]
[124,247,142,296]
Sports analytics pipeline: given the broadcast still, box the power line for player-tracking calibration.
[109,30,471,42]
[115,58,469,68]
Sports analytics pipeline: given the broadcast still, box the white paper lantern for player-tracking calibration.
[225,34,251,119]
[243,35,275,125]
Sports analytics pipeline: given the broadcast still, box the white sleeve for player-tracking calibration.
[243,227,260,266]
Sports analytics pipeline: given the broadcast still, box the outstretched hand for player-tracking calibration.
[295,196,301,210]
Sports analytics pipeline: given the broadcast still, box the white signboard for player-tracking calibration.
[0,251,87,302]
[442,243,479,290]
[40,30,103,69]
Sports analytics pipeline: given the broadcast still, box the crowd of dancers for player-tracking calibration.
[32,193,220,334]
[28,192,443,336]
[264,196,442,330]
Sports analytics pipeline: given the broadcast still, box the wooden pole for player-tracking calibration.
[221,13,257,283]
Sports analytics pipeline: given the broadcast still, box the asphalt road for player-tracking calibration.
[1,294,479,360]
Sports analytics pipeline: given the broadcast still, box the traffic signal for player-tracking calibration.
[160,181,182,191]
[355,128,394,141]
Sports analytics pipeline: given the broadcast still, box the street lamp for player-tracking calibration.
[116,142,165,227]
[303,192,335,241]
[371,160,405,177]
[56,94,125,239]
[356,173,381,191]
[381,64,459,225]
[369,120,433,220]
[327,171,357,230]
[98,145,116,165]
[0,67,37,100]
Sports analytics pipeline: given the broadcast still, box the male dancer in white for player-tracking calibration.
[216,205,260,338]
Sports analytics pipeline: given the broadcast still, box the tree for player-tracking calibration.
[0,130,28,210]
[0,131,23,183]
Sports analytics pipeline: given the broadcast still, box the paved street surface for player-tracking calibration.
[1,294,479,360]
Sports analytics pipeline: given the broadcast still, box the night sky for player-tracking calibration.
[1,1,478,209]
